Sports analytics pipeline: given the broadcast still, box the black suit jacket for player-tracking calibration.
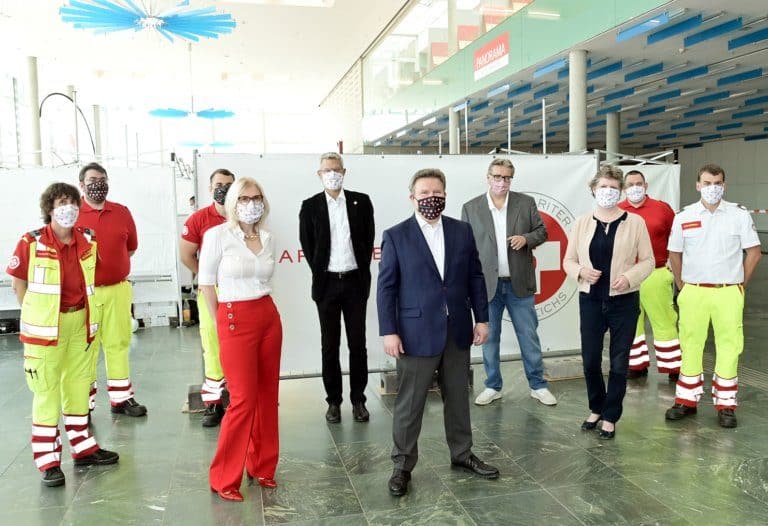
[299,189,375,301]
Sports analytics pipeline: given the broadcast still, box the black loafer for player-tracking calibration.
[718,409,738,428]
[627,368,648,379]
[74,448,119,466]
[326,404,341,424]
[597,428,615,440]
[202,403,225,427]
[352,402,369,422]
[581,418,601,431]
[388,469,411,497]
[42,466,65,487]
[668,372,680,382]
[451,454,499,479]
[665,403,697,421]
[111,398,147,417]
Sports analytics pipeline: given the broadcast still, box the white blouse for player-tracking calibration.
[198,223,275,302]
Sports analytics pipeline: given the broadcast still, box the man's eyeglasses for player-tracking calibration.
[238,195,263,204]
[490,174,513,183]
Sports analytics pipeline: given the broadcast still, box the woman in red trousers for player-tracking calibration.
[198,176,282,502]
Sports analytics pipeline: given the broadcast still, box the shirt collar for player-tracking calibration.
[208,203,225,219]
[693,199,728,214]
[415,213,442,231]
[79,199,112,213]
[486,191,508,212]
[325,189,346,204]
[231,226,271,243]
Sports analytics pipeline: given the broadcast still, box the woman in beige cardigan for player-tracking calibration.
[563,166,654,439]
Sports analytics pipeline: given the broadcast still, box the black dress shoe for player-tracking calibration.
[451,454,499,479]
[352,402,369,422]
[627,368,648,379]
[326,404,341,423]
[388,469,411,497]
[42,466,65,487]
[718,409,738,428]
[74,448,119,466]
[202,403,225,427]
[668,372,680,382]
[581,417,601,431]
[111,398,147,417]
[597,428,615,440]
[665,403,697,421]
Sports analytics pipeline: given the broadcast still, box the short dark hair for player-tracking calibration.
[78,162,107,182]
[209,168,235,183]
[698,163,725,181]
[40,182,81,224]
[624,169,645,182]
[409,168,446,194]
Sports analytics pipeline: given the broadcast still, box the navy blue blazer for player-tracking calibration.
[377,214,489,357]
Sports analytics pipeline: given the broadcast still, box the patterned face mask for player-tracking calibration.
[53,204,79,228]
[84,179,108,203]
[213,184,232,205]
[625,185,646,203]
[236,201,264,224]
[594,187,621,209]
[416,195,446,220]
[321,171,344,191]
[700,184,724,205]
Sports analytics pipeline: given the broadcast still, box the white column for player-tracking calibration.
[92,105,102,161]
[448,108,459,154]
[568,49,587,153]
[606,112,620,162]
[447,0,458,55]
[27,57,42,166]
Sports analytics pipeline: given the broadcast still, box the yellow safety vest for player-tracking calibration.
[20,227,100,346]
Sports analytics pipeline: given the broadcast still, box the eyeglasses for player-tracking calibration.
[238,195,263,204]
[490,174,513,183]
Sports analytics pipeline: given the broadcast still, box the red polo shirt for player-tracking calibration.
[76,200,138,286]
[6,225,87,308]
[182,203,226,249]
[619,196,675,267]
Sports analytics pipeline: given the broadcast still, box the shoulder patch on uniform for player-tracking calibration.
[27,229,41,238]
[8,255,20,270]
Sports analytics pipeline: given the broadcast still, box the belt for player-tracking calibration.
[60,302,85,313]
[686,283,742,288]
[327,269,358,279]
[498,277,512,282]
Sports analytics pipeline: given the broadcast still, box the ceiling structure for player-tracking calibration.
[373,0,768,154]
[0,0,406,112]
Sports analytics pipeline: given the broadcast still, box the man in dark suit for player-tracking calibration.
[377,168,499,497]
[461,159,556,407]
[299,152,375,423]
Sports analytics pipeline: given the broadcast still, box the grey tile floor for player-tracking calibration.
[1,261,767,525]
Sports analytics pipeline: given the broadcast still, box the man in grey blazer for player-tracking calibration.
[461,158,557,406]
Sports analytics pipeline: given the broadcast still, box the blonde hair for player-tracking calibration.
[223,177,270,230]
[589,165,624,192]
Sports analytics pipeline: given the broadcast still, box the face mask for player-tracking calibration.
[489,180,509,195]
[625,185,646,203]
[236,201,264,224]
[322,171,343,191]
[700,184,724,205]
[53,204,79,228]
[213,184,231,205]
[416,196,446,221]
[84,180,108,203]
[595,187,621,209]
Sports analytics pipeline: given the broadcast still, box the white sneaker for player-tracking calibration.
[474,388,502,406]
[530,388,557,406]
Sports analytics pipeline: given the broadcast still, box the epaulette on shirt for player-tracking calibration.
[25,229,42,241]
[736,203,748,210]
[77,226,97,240]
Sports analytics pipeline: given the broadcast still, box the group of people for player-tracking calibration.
[6,154,761,502]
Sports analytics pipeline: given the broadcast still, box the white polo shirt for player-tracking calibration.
[486,191,510,278]
[667,199,760,284]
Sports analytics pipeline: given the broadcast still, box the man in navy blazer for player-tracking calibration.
[377,168,499,497]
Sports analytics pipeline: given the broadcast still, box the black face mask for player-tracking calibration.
[85,180,109,203]
[417,195,446,220]
[212,184,231,205]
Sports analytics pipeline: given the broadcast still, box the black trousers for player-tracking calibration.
[579,292,640,424]
[391,332,473,472]
[315,271,368,405]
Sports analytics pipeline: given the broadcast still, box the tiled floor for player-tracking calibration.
[1,262,767,525]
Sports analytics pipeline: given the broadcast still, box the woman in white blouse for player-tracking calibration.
[199,177,282,502]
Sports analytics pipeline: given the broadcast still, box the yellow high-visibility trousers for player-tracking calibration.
[630,267,680,373]
[198,288,224,404]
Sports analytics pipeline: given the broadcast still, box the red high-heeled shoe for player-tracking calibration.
[211,487,244,501]
[257,477,278,488]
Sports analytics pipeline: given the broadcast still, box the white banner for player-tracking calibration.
[195,154,678,376]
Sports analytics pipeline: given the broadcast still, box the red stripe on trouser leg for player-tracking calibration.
[32,424,62,471]
[89,381,97,411]
[654,340,681,373]
[201,377,225,405]
[64,414,100,458]
[712,374,738,411]
[107,378,134,405]
[629,336,649,370]
[209,296,282,493]
[675,373,704,407]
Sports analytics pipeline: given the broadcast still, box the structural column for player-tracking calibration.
[27,56,42,166]
[93,105,102,161]
[448,108,459,154]
[447,0,458,55]
[568,49,587,153]
[606,112,620,162]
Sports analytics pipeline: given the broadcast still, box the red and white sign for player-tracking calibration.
[474,32,509,81]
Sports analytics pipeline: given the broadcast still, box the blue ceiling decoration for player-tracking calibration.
[59,0,236,42]
[196,109,235,119]
[149,108,189,118]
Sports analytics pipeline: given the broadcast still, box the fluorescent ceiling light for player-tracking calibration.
[396,129,407,137]
[712,106,739,114]
[527,10,560,20]
[422,116,437,126]
[422,79,444,85]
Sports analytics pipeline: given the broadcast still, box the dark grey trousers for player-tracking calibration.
[391,335,473,472]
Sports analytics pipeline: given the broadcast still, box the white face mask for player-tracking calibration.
[236,201,264,225]
[626,185,646,203]
[700,184,724,205]
[52,204,79,228]
[595,187,621,209]
[321,171,343,191]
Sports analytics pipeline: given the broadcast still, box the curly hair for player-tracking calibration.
[40,182,81,224]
